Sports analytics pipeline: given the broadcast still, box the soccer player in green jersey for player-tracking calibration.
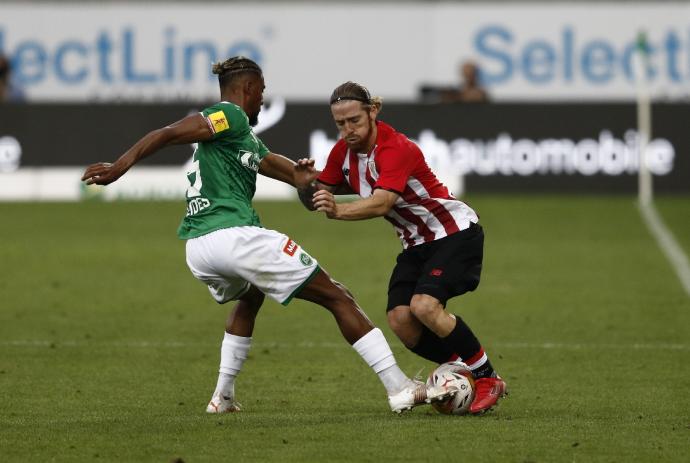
[82,57,455,414]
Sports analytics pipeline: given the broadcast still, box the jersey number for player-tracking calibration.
[186,159,202,198]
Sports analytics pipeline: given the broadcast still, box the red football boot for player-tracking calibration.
[469,376,507,415]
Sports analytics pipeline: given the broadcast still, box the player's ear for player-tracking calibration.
[242,77,253,94]
[368,103,379,120]
[245,75,264,98]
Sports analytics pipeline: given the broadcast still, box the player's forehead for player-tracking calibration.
[330,100,366,121]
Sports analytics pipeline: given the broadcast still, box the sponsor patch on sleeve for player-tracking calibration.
[206,111,230,134]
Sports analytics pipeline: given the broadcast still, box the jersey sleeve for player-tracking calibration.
[255,136,270,159]
[373,145,420,194]
[317,143,346,186]
[200,104,245,141]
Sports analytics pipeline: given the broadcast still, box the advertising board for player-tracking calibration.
[1,2,689,102]
[1,101,687,200]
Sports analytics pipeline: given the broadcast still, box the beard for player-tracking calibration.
[345,117,375,152]
[345,137,365,152]
[248,111,259,127]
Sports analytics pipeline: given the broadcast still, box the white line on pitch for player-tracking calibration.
[1,340,688,351]
[639,201,690,297]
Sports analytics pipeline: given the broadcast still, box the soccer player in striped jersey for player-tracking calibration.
[297,81,507,414]
[81,58,455,414]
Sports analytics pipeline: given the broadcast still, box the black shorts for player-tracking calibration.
[387,222,484,310]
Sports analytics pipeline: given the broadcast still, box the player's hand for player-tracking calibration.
[81,161,127,185]
[293,158,318,189]
[295,158,315,170]
[313,189,338,219]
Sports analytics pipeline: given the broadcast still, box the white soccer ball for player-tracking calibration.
[427,361,475,415]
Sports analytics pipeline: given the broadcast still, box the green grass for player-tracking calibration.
[1,196,689,462]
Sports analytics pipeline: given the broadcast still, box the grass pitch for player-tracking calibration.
[0,196,689,462]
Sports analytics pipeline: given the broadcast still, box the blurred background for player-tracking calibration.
[0,0,688,199]
[1,4,689,461]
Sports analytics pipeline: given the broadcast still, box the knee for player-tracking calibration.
[387,308,421,348]
[387,309,407,336]
[409,295,443,325]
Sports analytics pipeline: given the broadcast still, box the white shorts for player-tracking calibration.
[185,226,319,306]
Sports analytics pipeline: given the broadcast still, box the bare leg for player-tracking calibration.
[388,304,456,364]
[387,305,424,348]
[295,269,373,344]
[409,294,456,337]
[226,285,265,336]
[295,268,421,406]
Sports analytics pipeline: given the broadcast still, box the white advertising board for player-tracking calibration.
[1,2,689,102]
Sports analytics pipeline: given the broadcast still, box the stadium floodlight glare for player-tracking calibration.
[634,31,653,206]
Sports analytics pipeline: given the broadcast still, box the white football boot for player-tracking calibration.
[206,393,242,413]
[387,379,457,414]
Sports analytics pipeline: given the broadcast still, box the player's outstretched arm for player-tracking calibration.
[258,153,324,191]
[81,114,212,185]
[260,154,339,211]
[314,187,399,220]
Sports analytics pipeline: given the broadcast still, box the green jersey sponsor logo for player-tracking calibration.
[239,150,261,172]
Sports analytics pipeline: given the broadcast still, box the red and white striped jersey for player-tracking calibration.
[318,121,478,249]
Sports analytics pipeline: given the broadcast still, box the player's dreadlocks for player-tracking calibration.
[212,56,263,88]
[329,81,383,112]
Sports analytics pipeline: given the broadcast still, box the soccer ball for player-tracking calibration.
[427,362,475,415]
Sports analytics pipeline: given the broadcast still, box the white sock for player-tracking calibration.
[214,373,235,399]
[352,328,409,395]
[213,332,252,397]
[378,365,412,395]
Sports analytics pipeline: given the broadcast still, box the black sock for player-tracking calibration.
[441,315,495,379]
[409,325,456,364]
[471,360,495,380]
